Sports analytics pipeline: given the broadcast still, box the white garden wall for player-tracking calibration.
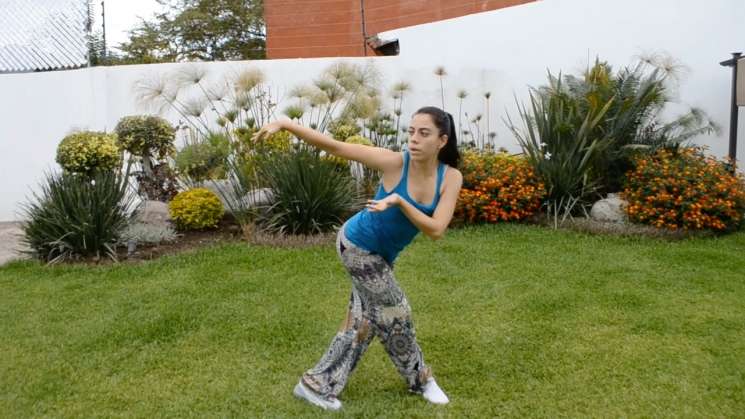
[380,0,745,158]
[1,0,743,221]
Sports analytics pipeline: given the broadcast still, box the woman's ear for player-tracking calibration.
[439,134,448,149]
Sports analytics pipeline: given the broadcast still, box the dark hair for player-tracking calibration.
[413,106,460,167]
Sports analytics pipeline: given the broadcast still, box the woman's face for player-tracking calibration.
[407,113,447,162]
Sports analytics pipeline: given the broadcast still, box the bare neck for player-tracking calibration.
[408,156,439,177]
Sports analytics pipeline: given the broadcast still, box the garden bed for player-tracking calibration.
[120,218,242,263]
[70,215,729,267]
[88,218,338,265]
[532,216,718,240]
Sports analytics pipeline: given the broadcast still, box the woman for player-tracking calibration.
[253,106,463,411]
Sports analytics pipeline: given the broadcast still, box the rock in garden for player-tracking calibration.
[243,188,273,207]
[590,193,628,223]
[201,180,232,206]
[201,180,273,209]
[134,200,171,225]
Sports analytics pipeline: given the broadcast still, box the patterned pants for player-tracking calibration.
[301,225,432,398]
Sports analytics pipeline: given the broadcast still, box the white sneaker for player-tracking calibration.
[293,380,342,411]
[421,377,449,405]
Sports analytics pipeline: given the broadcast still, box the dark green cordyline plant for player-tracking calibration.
[21,167,136,264]
[256,146,363,235]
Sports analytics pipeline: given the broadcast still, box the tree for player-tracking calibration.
[117,0,265,64]
[117,21,178,64]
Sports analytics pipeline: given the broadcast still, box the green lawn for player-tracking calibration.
[1,224,745,418]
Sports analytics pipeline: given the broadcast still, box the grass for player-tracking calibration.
[1,224,745,418]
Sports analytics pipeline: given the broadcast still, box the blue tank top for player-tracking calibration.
[344,150,447,264]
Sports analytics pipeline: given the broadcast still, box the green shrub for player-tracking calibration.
[115,115,179,202]
[168,188,224,230]
[257,147,362,235]
[114,115,175,159]
[56,131,121,175]
[175,132,230,182]
[20,169,135,263]
[213,128,295,230]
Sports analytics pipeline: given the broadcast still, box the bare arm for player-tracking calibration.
[367,168,464,240]
[253,119,400,172]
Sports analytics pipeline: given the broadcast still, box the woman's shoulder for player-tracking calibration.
[375,149,405,173]
[441,165,463,190]
[443,164,462,180]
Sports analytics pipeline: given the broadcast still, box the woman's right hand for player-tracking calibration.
[252,120,287,143]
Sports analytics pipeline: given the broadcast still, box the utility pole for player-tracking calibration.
[101,1,107,60]
[86,0,92,67]
[360,0,367,56]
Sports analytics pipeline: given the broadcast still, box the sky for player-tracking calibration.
[91,0,163,51]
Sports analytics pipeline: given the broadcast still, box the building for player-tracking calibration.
[0,0,91,73]
[264,0,535,58]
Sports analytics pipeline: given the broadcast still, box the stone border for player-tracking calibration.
[0,222,28,266]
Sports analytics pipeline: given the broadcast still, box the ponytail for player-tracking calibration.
[414,106,460,167]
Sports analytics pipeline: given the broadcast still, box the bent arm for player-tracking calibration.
[394,169,463,240]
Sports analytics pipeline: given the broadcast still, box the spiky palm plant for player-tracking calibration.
[507,74,615,226]
[559,58,719,192]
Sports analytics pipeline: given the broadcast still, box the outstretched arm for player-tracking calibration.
[253,119,400,172]
[367,169,463,240]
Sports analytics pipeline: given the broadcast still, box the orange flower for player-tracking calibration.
[624,146,745,232]
[457,150,545,224]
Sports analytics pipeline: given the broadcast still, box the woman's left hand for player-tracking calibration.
[366,194,401,212]
[252,120,287,143]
